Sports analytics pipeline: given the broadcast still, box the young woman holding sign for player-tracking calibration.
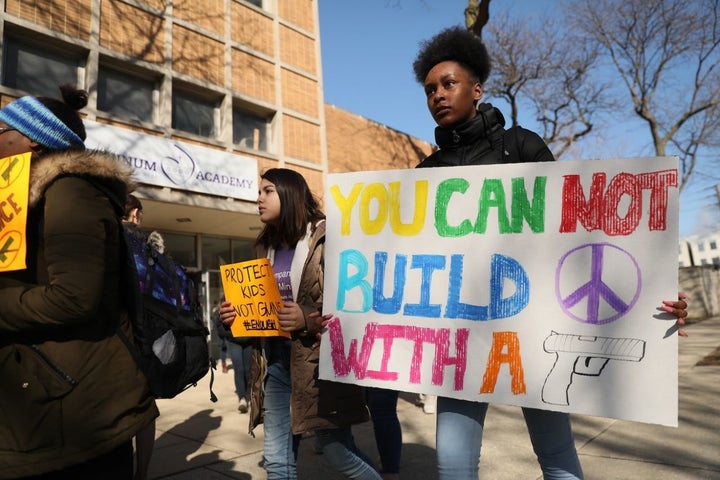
[219,168,380,480]
[410,26,689,480]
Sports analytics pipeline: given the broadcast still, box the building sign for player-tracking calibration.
[85,122,258,201]
[319,157,681,426]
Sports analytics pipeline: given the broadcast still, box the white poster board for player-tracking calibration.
[319,157,680,426]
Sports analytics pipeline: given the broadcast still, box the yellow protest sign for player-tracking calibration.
[220,258,290,338]
[0,152,31,272]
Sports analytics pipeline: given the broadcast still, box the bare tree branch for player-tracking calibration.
[465,0,491,38]
[481,12,610,158]
[571,0,720,191]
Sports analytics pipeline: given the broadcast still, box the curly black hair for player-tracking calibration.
[412,26,491,85]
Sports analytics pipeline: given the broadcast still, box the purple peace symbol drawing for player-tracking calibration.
[555,242,641,325]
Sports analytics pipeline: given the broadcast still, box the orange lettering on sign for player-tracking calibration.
[479,331,526,395]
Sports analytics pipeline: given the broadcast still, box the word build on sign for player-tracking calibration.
[336,251,529,320]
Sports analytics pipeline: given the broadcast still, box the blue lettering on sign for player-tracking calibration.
[336,249,530,320]
[373,252,406,314]
[337,249,373,313]
[403,254,446,318]
[445,253,529,319]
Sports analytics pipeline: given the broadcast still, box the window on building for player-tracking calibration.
[698,243,706,252]
[97,66,156,123]
[245,0,263,7]
[162,232,197,268]
[713,257,720,266]
[2,37,84,97]
[232,238,255,263]
[233,107,271,151]
[701,258,709,265]
[711,240,717,250]
[172,89,218,137]
[202,236,231,270]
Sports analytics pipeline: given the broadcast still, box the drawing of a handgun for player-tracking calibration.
[542,331,646,406]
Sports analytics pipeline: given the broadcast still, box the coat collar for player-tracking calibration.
[28,149,134,208]
[265,220,325,301]
[434,103,506,149]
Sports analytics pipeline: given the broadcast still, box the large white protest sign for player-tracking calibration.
[319,157,680,426]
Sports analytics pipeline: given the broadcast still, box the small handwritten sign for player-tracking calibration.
[0,153,30,272]
[220,258,289,338]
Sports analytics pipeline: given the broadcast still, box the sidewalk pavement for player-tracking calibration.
[149,317,720,479]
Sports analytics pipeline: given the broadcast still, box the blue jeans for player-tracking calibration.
[366,387,401,474]
[226,341,252,399]
[436,397,583,480]
[263,343,300,480]
[315,427,382,480]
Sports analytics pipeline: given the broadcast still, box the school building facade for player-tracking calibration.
[0,0,433,316]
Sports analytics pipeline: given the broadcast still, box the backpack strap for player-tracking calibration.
[476,103,514,163]
[476,103,505,148]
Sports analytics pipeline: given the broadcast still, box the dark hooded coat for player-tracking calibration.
[0,149,158,478]
[417,103,553,168]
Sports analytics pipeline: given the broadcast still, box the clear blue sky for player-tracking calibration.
[319,0,571,144]
[318,0,717,237]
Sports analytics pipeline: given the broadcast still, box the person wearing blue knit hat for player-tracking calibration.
[0,85,158,479]
[0,86,86,157]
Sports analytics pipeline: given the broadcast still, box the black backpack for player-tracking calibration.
[88,180,216,401]
[118,226,216,400]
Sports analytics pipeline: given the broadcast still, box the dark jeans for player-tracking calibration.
[366,387,402,474]
[19,440,133,480]
[226,340,252,399]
